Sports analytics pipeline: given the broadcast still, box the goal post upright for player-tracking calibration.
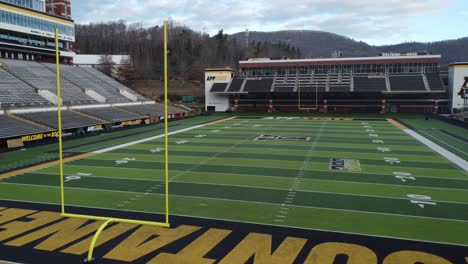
[55,22,171,263]
[164,20,170,226]
[55,28,65,215]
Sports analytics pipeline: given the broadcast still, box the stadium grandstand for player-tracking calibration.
[205,53,461,114]
[0,0,191,151]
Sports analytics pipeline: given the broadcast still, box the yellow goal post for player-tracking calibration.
[54,21,171,262]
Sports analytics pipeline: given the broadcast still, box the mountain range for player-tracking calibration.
[229,30,468,65]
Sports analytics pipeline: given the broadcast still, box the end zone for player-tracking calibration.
[0,200,466,264]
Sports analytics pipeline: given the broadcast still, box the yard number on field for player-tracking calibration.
[372,139,384,144]
[115,157,136,165]
[393,172,415,182]
[377,147,391,153]
[384,157,400,164]
[408,194,437,208]
[150,148,164,153]
[176,140,189,145]
[65,176,81,182]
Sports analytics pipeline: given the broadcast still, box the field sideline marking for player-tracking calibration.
[2,181,468,224]
[388,119,468,171]
[0,153,94,180]
[396,119,467,156]
[1,198,468,248]
[94,117,236,154]
[418,130,468,156]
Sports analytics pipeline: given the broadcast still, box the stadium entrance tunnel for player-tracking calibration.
[0,200,466,264]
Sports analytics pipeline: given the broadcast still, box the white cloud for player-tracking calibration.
[72,0,449,43]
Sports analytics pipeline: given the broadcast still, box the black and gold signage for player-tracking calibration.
[21,131,60,142]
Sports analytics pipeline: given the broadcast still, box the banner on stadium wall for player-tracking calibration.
[7,138,23,148]
[21,131,60,142]
[119,119,150,127]
[86,125,104,132]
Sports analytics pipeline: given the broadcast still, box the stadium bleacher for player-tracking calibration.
[42,63,131,103]
[2,60,97,105]
[18,110,106,130]
[81,67,147,101]
[425,73,445,91]
[0,114,50,139]
[243,78,274,92]
[354,76,387,92]
[226,78,244,92]
[0,68,52,108]
[116,105,164,116]
[328,74,351,92]
[274,75,296,92]
[210,83,228,92]
[76,107,145,123]
[389,75,426,91]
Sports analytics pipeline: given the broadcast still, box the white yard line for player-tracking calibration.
[404,129,468,172]
[94,124,207,154]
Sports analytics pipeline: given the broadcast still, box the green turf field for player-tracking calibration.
[1,116,467,246]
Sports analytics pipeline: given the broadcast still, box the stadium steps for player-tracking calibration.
[68,109,108,123]
[422,74,431,91]
[79,67,147,101]
[1,64,39,93]
[7,113,53,130]
[385,76,391,91]
[38,62,88,93]
[39,62,107,102]
[79,67,120,91]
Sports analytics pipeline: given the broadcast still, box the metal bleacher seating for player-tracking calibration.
[425,73,445,91]
[2,60,97,105]
[42,63,131,103]
[389,74,426,91]
[243,78,274,92]
[146,103,185,114]
[117,104,164,116]
[301,75,327,93]
[328,74,351,92]
[354,75,387,92]
[0,114,50,139]
[227,78,244,92]
[81,67,147,101]
[210,83,228,92]
[274,74,296,92]
[77,107,145,123]
[18,110,106,130]
[0,67,51,108]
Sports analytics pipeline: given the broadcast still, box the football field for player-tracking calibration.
[1,116,467,246]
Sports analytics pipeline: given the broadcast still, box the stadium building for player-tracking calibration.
[206,53,468,114]
[0,0,75,63]
[0,0,190,151]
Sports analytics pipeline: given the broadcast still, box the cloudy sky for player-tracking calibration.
[72,0,467,45]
